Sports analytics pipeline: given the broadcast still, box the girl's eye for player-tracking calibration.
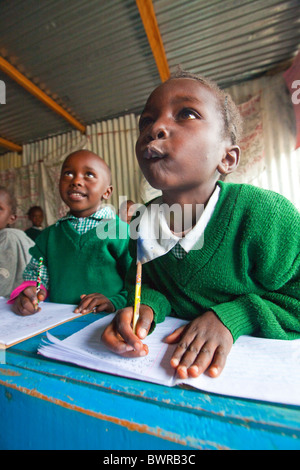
[86,172,95,178]
[178,108,200,120]
[63,171,73,177]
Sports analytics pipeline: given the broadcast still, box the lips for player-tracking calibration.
[143,145,166,160]
[67,190,87,200]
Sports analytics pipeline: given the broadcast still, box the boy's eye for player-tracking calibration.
[85,172,96,178]
[63,170,73,177]
[139,115,153,131]
[178,108,200,120]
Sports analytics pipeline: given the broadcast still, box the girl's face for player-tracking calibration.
[0,191,16,229]
[136,78,236,201]
[59,151,112,218]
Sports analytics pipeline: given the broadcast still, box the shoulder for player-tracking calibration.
[0,228,34,245]
[219,182,300,248]
[219,181,299,220]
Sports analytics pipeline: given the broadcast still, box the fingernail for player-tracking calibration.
[139,328,147,339]
[133,341,142,351]
[188,365,199,376]
[170,358,179,367]
[209,366,219,377]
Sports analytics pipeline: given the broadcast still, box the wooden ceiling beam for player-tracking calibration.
[0,136,22,152]
[0,56,86,133]
[136,0,170,82]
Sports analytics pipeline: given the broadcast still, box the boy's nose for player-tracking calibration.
[71,175,83,185]
[149,121,169,141]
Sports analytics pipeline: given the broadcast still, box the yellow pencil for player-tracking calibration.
[132,261,142,334]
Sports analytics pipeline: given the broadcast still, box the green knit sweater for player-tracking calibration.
[30,216,132,308]
[127,182,300,341]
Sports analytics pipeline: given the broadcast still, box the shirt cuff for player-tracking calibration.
[210,295,260,342]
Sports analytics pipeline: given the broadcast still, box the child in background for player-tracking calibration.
[102,71,300,379]
[0,186,34,297]
[10,150,132,315]
[119,199,136,224]
[25,205,44,241]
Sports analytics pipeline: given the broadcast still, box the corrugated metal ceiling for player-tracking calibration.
[0,0,299,155]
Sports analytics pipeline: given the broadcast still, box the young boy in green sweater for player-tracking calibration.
[102,71,300,379]
[10,150,132,315]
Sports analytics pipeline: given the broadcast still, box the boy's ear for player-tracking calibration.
[217,145,240,176]
[7,214,17,227]
[101,185,113,201]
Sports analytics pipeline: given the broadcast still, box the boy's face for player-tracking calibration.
[59,151,112,218]
[136,78,233,199]
[0,191,16,229]
[30,209,43,227]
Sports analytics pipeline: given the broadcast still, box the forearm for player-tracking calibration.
[23,256,49,289]
[211,290,300,342]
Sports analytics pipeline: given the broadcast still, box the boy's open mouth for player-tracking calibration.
[67,190,87,200]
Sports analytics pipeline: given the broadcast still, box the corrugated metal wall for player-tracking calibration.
[1,113,142,212]
[225,73,300,209]
[22,130,85,165]
[0,151,22,170]
[154,0,300,87]
[85,113,142,209]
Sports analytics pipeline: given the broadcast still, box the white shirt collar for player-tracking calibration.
[136,185,220,263]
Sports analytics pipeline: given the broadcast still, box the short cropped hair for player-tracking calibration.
[168,69,243,145]
[27,205,43,217]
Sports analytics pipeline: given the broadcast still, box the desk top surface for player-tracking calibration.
[1,312,300,450]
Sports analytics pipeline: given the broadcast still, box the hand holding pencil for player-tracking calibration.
[101,304,154,357]
[12,256,47,316]
[12,285,47,316]
[101,236,154,356]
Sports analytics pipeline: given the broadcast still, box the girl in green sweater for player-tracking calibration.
[102,71,300,379]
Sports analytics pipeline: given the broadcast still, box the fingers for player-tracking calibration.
[75,294,115,314]
[164,325,186,344]
[168,312,233,379]
[102,307,147,357]
[172,341,229,379]
[13,287,44,316]
[37,289,47,303]
[101,305,154,358]
[135,305,154,339]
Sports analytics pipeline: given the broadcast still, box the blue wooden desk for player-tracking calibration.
[0,313,299,450]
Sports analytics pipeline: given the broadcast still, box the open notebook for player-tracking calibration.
[0,297,81,348]
[38,313,300,406]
